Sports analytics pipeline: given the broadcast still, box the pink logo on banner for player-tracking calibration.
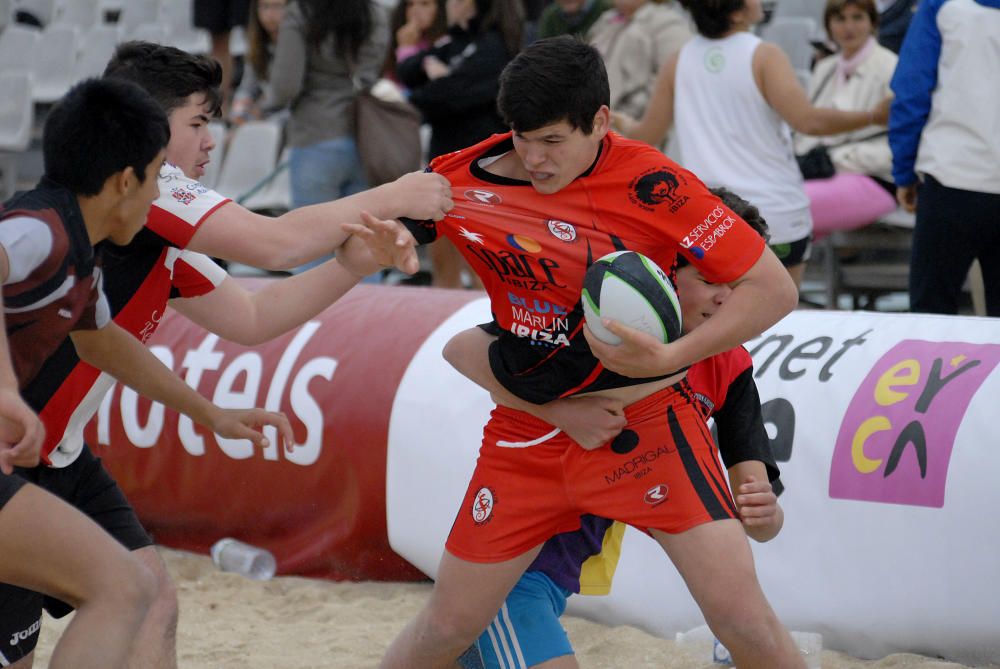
[830,340,1000,508]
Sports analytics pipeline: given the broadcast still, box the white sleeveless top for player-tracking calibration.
[675,32,812,245]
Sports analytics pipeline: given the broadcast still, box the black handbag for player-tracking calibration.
[796,145,836,180]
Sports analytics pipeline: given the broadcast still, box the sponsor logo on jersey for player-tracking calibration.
[506,293,572,347]
[628,166,690,213]
[171,188,196,206]
[459,226,485,245]
[680,205,736,259]
[506,234,541,253]
[604,445,675,485]
[465,246,565,292]
[546,219,577,242]
[464,189,502,206]
[644,483,670,506]
[472,486,496,524]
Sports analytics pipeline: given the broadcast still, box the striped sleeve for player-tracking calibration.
[147,163,232,249]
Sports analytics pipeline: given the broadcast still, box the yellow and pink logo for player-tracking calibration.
[830,340,1000,508]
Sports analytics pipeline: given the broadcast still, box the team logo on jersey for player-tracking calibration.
[459,226,485,245]
[704,47,725,74]
[644,484,669,506]
[546,219,577,242]
[464,189,502,206]
[506,234,541,253]
[171,188,196,206]
[472,486,496,524]
[628,167,690,214]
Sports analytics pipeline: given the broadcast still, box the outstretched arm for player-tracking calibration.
[443,328,627,450]
[757,43,890,136]
[187,171,452,270]
[71,322,293,450]
[172,252,367,346]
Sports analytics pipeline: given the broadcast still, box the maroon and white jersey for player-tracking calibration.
[35,165,230,467]
[1,179,110,389]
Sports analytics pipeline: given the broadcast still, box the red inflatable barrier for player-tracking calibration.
[86,283,482,581]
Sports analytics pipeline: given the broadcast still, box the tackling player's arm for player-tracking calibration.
[70,322,293,448]
[171,241,377,346]
[443,327,627,450]
[186,172,452,271]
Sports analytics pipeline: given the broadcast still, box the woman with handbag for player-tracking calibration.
[614,0,891,289]
[794,0,899,239]
[396,0,525,289]
[267,0,389,269]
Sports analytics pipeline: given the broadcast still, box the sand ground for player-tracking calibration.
[32,548,998,669]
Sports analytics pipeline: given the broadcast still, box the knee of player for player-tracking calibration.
[422,605,488,648]
[114,555,158,615]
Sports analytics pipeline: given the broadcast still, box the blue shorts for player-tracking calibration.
[475,571,574,669]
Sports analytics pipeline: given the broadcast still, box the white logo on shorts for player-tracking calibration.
[10,617,41,646]
[472,487,495,524]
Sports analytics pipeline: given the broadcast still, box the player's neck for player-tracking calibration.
[76,193,117,245]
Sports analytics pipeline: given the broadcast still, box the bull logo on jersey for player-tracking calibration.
[464,189,503,206]
[628,167,690,214]
[472,486,496,524]
[546,219,577,242]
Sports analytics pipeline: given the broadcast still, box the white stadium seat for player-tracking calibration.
[0,72,34,198]
[31,23,78,103]
[215,121,284,205]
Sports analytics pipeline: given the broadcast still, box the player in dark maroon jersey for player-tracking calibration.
[0,77,187,669]
[349,37,803,669]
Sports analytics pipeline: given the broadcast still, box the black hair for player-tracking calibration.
[497,35,609,134]
[103,41,223,118]
[474,0,525,57]
[676,187,770,268]
[300,0,374,60]
[678,0,746,38]
[43,78,169,196]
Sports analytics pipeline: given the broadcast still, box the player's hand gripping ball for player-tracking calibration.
[581,251,682,346]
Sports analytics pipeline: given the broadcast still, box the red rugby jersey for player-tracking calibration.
[413,132,766,403]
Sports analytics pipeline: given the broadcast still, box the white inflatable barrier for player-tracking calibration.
[386,307,1000,665]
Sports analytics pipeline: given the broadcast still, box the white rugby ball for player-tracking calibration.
[581,250,682,346]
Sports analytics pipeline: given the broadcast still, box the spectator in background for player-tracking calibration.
[384,0,448,82]
[537,0,612,40]
[588,0,692,122]
[794,0,898,238]
[267,0,389,273]
[876,0,918,53]
[889,0,1000,316]
[397,0,524,289]
[616,0,889,289]
[229,0,288,125]
[194,0,252,112]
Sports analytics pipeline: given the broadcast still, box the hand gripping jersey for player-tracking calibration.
[32,164,229,467]
[407,132,766,403]
[0,179,110,389]
[528,347,779,595]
